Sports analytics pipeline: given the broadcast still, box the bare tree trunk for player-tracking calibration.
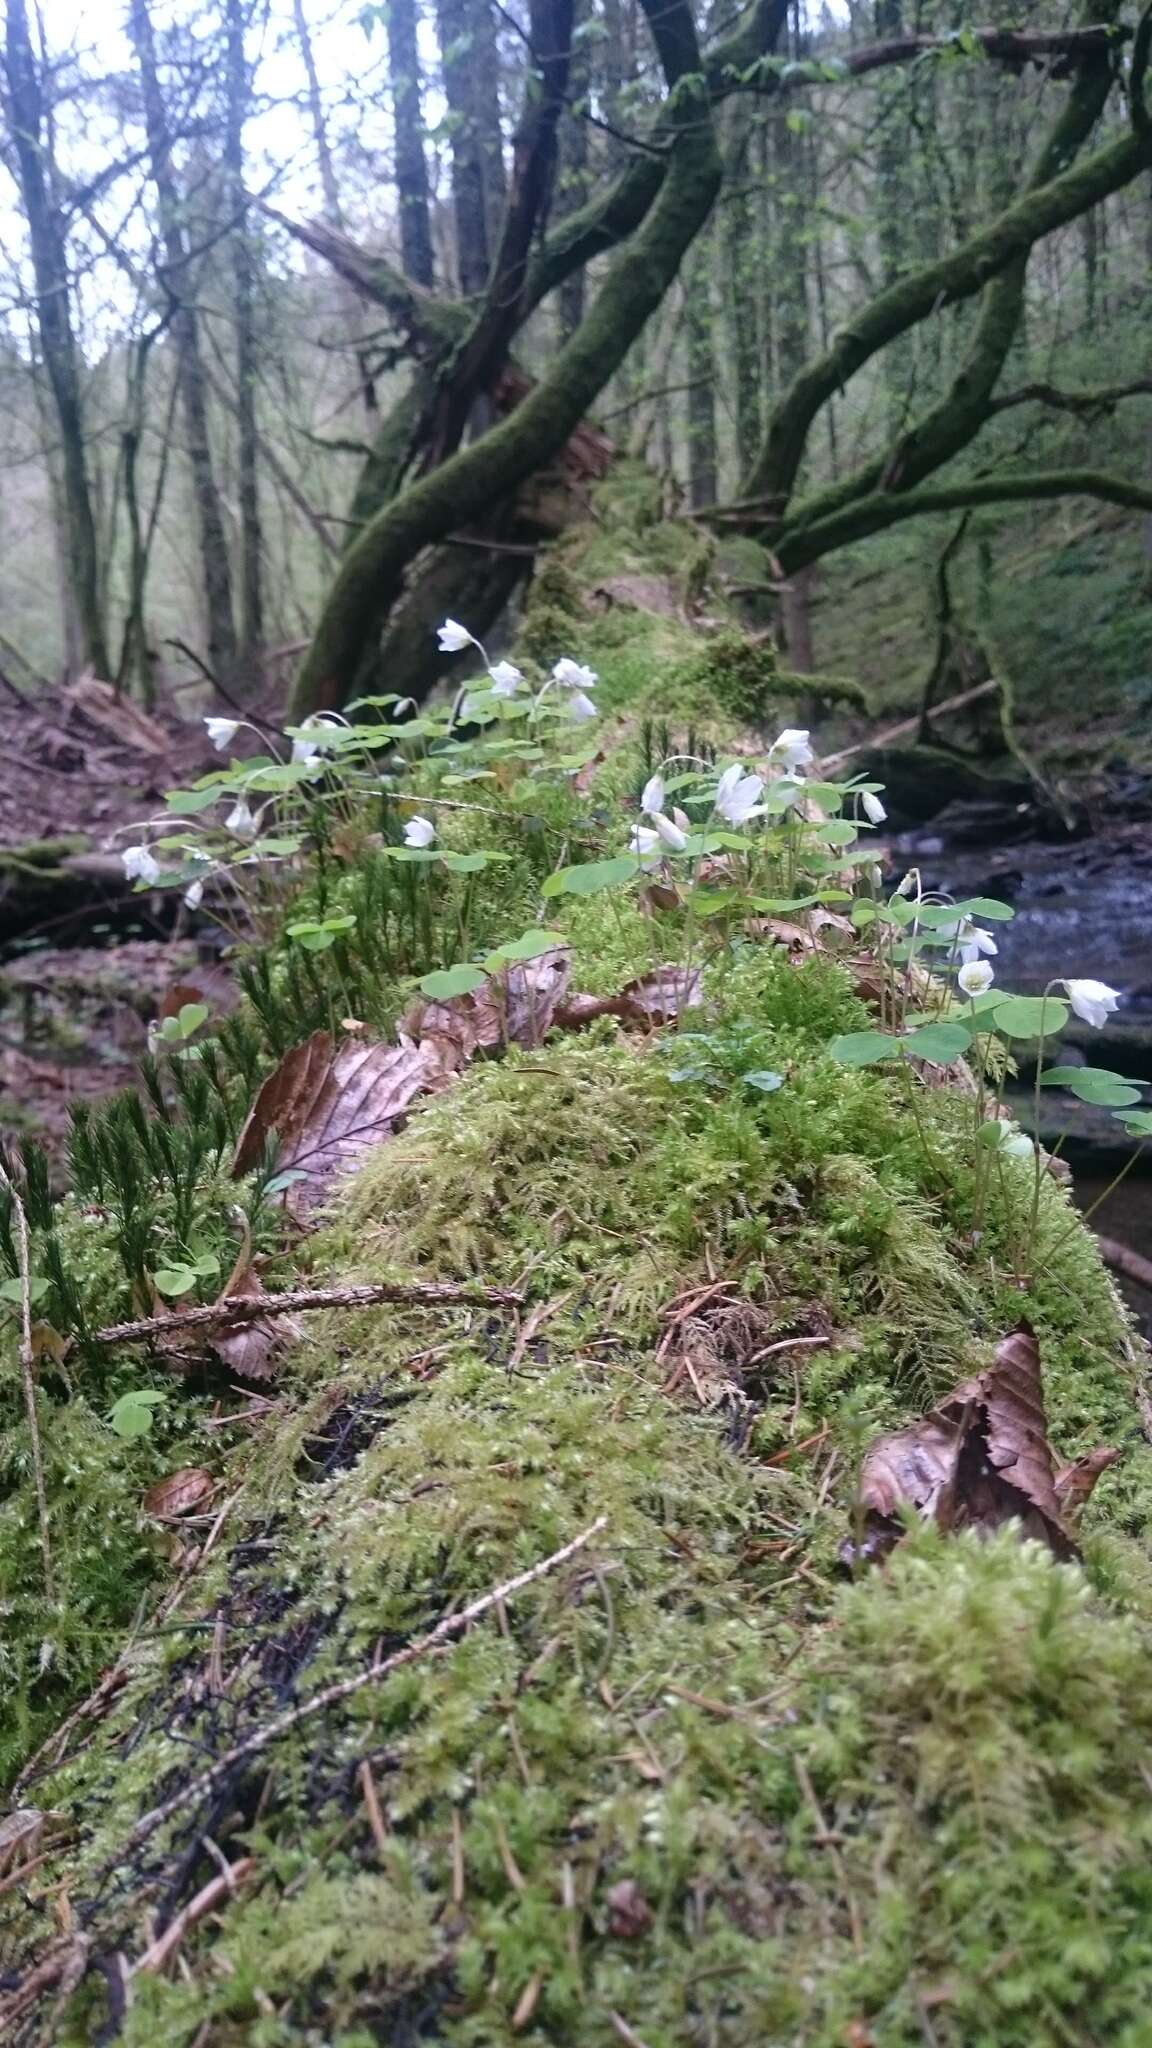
[386,0,436,287]
[290,0,379,416]
[556,7,590,340]
[128,0,238,688]
[436,0,505,294]
[4,0,110,678]
[225,0,264,666]
[685,246,717,508]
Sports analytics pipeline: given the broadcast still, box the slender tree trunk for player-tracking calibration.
[436,0,505,294]
[721,110,761,467]
[225,0,264,665]
[685,244,717,508]
[4,0,110,678]
[128,0,238,687]
[386,0,436,287]
[291,0,379,415]
[557,22,590,340]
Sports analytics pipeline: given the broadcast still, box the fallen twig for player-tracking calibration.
[95,1278,525,1346]
[119,1517,607,1862]
[818,677,1000,770]
[0,1156,53,1597]
[132,1857,256,1975]
[1096,1235,1152,1296]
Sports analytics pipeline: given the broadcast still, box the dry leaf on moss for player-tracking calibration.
[232,1030,444,1205]
[553,963,701,1032]
[1053,1445,1122,1522]
[846,1324,1107,1566]
[605,1878,654,1937]
[142,1467,215,1521]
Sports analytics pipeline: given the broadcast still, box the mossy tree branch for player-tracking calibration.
[775,467,1152,571]
[741,86,1152,520]
[292,0,723,714]
[770,3,1121,542]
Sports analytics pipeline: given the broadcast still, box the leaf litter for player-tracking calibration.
[844,1323,1118,1566]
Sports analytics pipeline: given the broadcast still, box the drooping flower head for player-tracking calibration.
[641,774,665,817]
[226,798,256,838]
[629,823,662,870]
[552,657,598,692]
[183,877,205,910]
[1062,978,1121,1029]
[567,690,598,722]
[437,618,476,653]
[714,761,764,828]
[122,845,160,885]
[487,661,523,698]
[403,816,436,848]
[204,715,240,751]
[768,728,814,775]
[959,923,997,962]
[860,790,886,826]
[290,714,343,765]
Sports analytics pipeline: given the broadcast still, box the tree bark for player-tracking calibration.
[685,244,717,509]
[436,0,506,295]
[128,0,238,688]
[293,0,726,714]
[4,0,110,679]
[386,0,436,288]
[225,0,264,665]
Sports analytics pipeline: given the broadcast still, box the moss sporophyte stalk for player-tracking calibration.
[0,610,1149,2048]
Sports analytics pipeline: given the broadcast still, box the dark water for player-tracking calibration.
[903,823,1152,1318]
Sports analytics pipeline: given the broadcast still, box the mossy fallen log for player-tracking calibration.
[3,946,1152,2048]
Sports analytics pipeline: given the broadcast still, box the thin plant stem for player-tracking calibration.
[0,1158,53,1600]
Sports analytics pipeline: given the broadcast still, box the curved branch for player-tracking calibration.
[775,468,1152,571]
[758,7,1120,531]
[293,2,723,714]
[742,93,1152,518]
[987,375,1152,417]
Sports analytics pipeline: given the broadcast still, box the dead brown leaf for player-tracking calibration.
[605,1878,653,1938]
[553,963,701,1033]
[232,1030,443,1204]
[210,1265,300,1382]
[846,1324,1090,1566]
[142,1467,215,1521]
[1053,1445,1121,1522]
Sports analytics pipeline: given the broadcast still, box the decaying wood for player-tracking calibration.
[118,1516,608,1863]
[1096,1235,1152,1296]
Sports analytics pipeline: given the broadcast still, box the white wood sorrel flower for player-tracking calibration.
[1062,979,1121,1028]
[437,618,476,653]
[204,716,240,750]
[768,727,814,774]
[861,790,886,825]
[122,845,160,885]
[714,762,764,827]
[487,661,523,697]
[551,658,598,692]
[958,959,994,997]
[404,816,436,848]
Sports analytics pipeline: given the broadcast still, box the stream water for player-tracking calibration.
[899,817,1152,1327]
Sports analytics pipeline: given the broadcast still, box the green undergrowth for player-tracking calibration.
[5,936,1152,2046]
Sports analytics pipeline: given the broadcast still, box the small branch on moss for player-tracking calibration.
[132,1856,256,1975]
[0,1158,53,1600]
[95,1279,525,1346]
[118,1516,607,1862]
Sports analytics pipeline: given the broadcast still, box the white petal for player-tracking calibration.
[226,800,256,837]
[641,774,665,817]
[958,960,995,997]
[204,716,240,750]
[122,845,160,884]
[567,690,598,722]
[1063,978,1120,1028]
[403,816,437,847]
[488,661,523,697]
[861,790,886,825]
[183,877,205,910]
[552,657,598,691]
[437,618,475,652]
[653,811,687,852]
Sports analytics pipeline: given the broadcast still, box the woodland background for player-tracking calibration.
[1,0,1152,751]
